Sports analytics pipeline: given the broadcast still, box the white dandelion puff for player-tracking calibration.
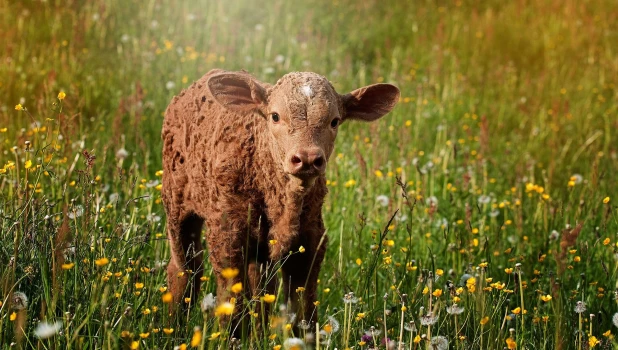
[376,195,390,207]
[430,336,449,350]
[34,321,62,339]
[201,293,216,312]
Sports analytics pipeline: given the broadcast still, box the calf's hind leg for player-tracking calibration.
[167,212,205,307]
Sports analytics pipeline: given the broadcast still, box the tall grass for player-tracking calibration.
[1,0,617,348]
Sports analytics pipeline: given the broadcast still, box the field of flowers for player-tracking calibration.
[1,0,617,349]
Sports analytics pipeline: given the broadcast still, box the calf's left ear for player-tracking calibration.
[341,83,400,122]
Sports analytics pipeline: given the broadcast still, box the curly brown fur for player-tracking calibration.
[162,69,399,333]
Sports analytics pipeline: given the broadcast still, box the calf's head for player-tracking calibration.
[208,71,400,185]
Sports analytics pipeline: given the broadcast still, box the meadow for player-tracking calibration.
[1,0,617,348]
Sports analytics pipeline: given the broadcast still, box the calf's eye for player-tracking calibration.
[330,118,341,128]
[271,113,280,123]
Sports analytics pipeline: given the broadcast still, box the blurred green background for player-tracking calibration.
[1,0,618,348]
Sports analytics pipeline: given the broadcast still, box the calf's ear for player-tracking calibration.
[341,83,400,122]
[207,72,267,111]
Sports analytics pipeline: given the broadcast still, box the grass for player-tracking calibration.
[1,0,617,348]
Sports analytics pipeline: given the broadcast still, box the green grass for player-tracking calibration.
[1,0,617,348]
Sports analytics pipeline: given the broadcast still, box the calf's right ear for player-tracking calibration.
[207,72,267,112]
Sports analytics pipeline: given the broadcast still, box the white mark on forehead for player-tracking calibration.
[301,85,313,98]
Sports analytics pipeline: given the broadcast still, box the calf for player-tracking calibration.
[162,69,399,328]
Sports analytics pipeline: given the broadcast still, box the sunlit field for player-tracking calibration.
[1,0,618,349]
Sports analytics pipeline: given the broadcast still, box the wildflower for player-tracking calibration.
[135,282,144,289]
[413,335,421,343]
[325,315,340,333]
[221,267,239,279]
[163,328,174,334]
[130,341,139,349]
[230,282,242,293]
[116,148,129,160]
[139,333,150,338]
[298,246,305,253]
[269,239,278,245]
[480,316,489,325]
[11,292,28,310]
[162,292,173,304]
[15,104,23,111]
[603,238,611,245]
[540,295,552,302]
[466,277,477,292]
[284,337,306,350]
[376,195,389,207]
[575,301,587,314]
[24,160,32,169]
[33,321,62,339]
[356,258,362,265]
[58,92,66,100]
[404,321,416,332]
[512,307,521,315]
[262,294,276,303]
[62,262,75,270]
[374,170,383,178]
[446,304,464,315]
[612,313,618,328]
[343,292,359,304]
[589,336,600,347]
[420,313,438,326]
[430,336,449,350]
[208,332,220,340]
[432,289,443,297]
[603,197,610,204]
[214,302,235,316]
[95,257,109,267]
[505,337,516,349]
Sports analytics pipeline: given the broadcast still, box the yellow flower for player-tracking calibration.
[603,197,610,204]
[422,286,429,295]
[208,332,220,340]
[273,346,282,350]
[62,262,75,270]
[374,170,383,178]
[190,328,202,348]
[162,292,173,304]
[298,246,305,253]
[413,335,421,343]
[269,239,277,245]
[10,312,17,321]
[159,286,167,293]
[178,345,187,350]
[505,337,516,349]
[214,302,235,316]
[323,324,333,334]
[603,238,611,245]
[603,330,612,337]
[432,289,443,297]
[135,282,144,289]
[139,332,150,339]
[512,307,521,314]
[58,91,66,100]
[262,294,276,304]
[95,257,109,266]
[356,258,362,266]
[231,282,243,294]
[436,269,444,276]
[184,297,191,303]
[573,256,581,262]
[589,335,599,347]
[505,268,513,274]
[163,328,174,334]
[540,295,552,302]
[480,316,489,325]
[221,267,239,279]
[466,277,476,292]
[129,341,139,350]
[15,104,23,111]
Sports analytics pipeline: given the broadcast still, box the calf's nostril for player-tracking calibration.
[313,156,324,168]
[291,155,302,165]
